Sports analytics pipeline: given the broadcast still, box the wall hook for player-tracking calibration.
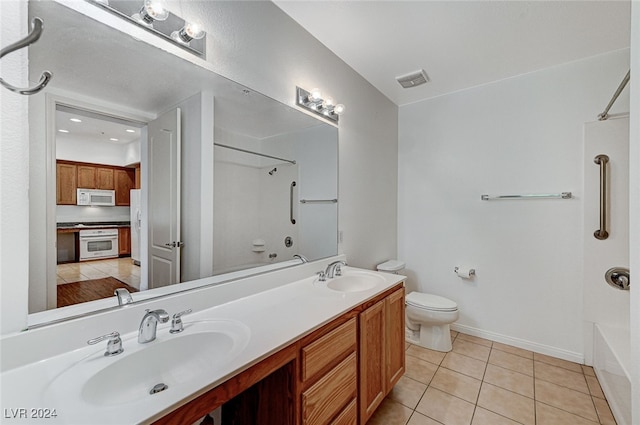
[0,17,53,95]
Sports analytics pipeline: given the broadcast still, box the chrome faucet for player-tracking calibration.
[138,309,169,343]
[114,288,133,306]
[325,260,347,279]
[294,254,309,263]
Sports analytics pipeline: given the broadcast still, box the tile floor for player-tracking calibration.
[368,331,617,425]
[57,258,140,290]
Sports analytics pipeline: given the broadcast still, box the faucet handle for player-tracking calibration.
[170,309,192,334]
[335,264,343,276]
[87,331,124,357]
[317,271,327,282]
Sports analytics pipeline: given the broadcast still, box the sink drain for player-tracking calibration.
[150,383,168,395]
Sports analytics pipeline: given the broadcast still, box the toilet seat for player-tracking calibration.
[406,292,458,312]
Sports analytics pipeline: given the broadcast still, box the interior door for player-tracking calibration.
[148,108,181,288]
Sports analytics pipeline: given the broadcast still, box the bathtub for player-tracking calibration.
[593,324,631,425]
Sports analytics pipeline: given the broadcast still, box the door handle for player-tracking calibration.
[164,241,184,248]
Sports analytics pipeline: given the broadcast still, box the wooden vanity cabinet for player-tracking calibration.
[300,318,358,425]
[152,283,404,425]
[359,287,405,423]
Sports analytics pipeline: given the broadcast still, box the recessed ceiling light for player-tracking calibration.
[126,129,136,133]
[69,118,82,123]
[58,129,69,133]
[109,138,119,141]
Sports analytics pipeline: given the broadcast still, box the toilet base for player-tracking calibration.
[405,323,453,352]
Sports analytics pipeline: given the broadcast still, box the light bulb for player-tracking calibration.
[172,22,205,44]
[134,0,169,25]
[309,88,322,102]
[322,97,334,109]
[333,104,345,115]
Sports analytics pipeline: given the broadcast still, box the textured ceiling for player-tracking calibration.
[274,1,631,106]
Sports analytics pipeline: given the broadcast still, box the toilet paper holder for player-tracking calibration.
[454,267,476,277]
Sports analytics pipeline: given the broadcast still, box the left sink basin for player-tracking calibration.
[46,320,251,407]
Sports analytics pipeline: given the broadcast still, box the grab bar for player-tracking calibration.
[0,17,53,95]
[290,181,296,224]
[300,198,338,204]
[594,154,609,240]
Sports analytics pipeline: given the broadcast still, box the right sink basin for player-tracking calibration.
[326,270,386,293]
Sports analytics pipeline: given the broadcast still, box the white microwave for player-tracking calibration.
[77,189,116,206]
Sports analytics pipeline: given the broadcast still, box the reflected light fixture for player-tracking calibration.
[296,86,345,123]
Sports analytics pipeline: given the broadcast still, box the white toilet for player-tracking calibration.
[377,260,459,352]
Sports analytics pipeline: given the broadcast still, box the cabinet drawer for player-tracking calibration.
[302,352,357,425]
[330,398,357,425]
[302,317,356,381]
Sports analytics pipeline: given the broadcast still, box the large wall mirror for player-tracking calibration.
[27,1,338,325]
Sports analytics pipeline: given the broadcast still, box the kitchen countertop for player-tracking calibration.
[0,266,405,424]
[56,222,130,232]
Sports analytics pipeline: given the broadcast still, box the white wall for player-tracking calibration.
[0,0,30,333]
[56,137,140,167]
[398,49,629,361]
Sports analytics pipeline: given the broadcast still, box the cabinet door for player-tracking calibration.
[386,288,405,389]
[96,167,115,189]
[77,165,96,188]
[118,227,131,255]
[359,299,386,423]
[56,162,77,205]
[114,169,135,206]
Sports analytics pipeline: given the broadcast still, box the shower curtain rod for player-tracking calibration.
[214,143,296,165]
[598,69,630,121]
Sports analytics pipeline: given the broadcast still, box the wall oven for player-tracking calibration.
[79,229,119,261]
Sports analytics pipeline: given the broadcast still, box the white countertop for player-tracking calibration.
[0,266,404,425]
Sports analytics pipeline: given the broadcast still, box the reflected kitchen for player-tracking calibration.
[55,110,141,308]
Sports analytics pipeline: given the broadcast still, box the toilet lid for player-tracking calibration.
[406,292,458,312]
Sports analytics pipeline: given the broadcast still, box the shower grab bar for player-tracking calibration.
[290,181,296,224]
[213,143,296,165]
[300,198,338,204]
[594,154,609,240]
[598,70,630,121]
[481,192,572,201]
[0,17,53,95]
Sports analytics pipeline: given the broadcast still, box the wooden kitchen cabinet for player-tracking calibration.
[118,227,131,256]
[359,287,405,424]
[56,162,77,205]
[114,168,135,205]
[77,165,114,190]
[56,160,135,205]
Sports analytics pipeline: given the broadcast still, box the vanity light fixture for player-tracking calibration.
[88,0,206,56]
[296,86,345,123]
[172,22,205,45]
[132,0,169,27]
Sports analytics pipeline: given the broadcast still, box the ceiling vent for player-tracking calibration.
[396,69,430,89]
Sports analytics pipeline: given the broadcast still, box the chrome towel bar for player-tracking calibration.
[481,192,572,201]
[300,199,338,204]
[594,154,609,240]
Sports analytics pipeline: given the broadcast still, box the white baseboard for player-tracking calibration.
[451,323,584,364]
